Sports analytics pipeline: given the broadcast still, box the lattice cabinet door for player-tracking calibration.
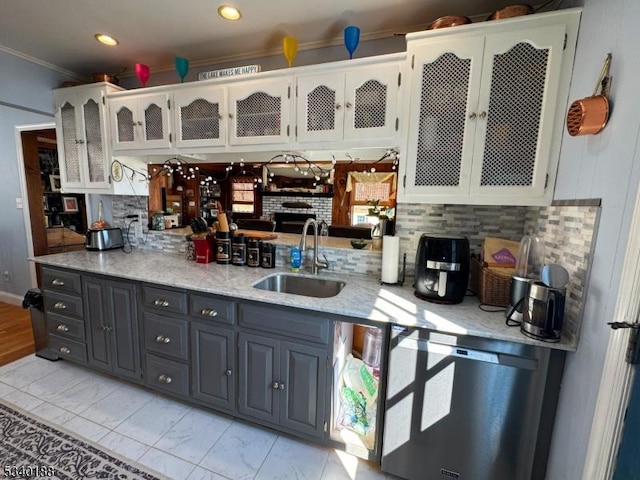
[228,78,292,146]
[403,37,485,199]
[110,93,172,151]
[296,73,345,142]
[54,87,112,190]
[344,65,400,141]
[174,86,226,148]
[469,25,566,199]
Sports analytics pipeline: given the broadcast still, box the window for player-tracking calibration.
[231,178,255,214]
[346,172,397,225]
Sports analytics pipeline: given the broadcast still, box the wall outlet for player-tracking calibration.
[2,271,10,282]
[135,212,144,239]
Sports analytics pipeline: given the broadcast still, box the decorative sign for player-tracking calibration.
[198,65,261,80]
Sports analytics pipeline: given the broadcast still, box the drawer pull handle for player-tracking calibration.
[225,369,232,376]
[54,302,67,310]
[56,324,69,332]
[101,325,112,332]
[200,308,218,317]
[52,279,65,286]
[158,374,172,384]
[272,382,280,389]
[154,299,170,307]
[155,335,171,344]
[59,347,71,355]
[279,383,286,390]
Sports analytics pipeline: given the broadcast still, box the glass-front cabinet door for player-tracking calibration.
[296,73,345,142]
[228,78,291,146]
[110,92,172,151]
[174,86,226,148]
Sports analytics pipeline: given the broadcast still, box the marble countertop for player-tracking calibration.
[32,249,577,352]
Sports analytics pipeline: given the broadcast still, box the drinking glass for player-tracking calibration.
[344,25,360,59]
[135,63,150,87]
[283,36,298,68]
[175,57,189,83]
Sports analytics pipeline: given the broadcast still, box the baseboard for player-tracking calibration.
[0,291,23,306]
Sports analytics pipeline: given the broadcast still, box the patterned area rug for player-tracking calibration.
[0,400,167,480]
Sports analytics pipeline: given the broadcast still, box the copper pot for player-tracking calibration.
[91,72,119,84]
[427,15,472,30]
[566,54,612,136]
[487,4,534,21]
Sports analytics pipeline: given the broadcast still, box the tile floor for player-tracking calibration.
[0,355,399,480]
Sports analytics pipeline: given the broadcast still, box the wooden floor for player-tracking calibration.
[0,302,35,367]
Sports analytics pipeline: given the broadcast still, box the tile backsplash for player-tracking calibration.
[104,195,600,342]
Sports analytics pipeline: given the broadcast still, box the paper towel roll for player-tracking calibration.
[381,235,400,284]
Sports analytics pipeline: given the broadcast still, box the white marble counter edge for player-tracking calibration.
[31,250,577,352]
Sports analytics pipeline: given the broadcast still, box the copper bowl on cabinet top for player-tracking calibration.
[486,4,534,21]
[427,15,472,30]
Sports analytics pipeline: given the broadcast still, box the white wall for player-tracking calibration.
[548,0,640,478]
[0,50,74,300]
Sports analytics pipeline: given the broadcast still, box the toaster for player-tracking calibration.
[85,227,124,251]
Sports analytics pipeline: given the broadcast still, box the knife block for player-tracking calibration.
[193,235,215,263]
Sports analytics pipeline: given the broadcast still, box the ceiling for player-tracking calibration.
[0,0,556,80]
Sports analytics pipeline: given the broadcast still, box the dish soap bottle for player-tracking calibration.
[290,246,301,272]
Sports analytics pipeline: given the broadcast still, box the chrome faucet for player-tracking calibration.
[299,218,329,275]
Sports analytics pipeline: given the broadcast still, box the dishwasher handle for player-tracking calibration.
[397,336,538,370]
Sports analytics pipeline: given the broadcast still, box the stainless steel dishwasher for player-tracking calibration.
[381,326,565,480]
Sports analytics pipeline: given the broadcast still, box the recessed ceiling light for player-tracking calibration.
[94,33,119,46]
[218,5,242,20]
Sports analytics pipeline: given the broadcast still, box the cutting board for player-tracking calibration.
[235,230,278,240]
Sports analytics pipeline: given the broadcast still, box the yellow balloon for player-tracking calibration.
[283,36,298,68]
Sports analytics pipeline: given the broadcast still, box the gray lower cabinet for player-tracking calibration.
[83,275,141,380]
[191,321,235,412]
[238,331,327,438]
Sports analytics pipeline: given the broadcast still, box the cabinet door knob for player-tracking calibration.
[59,346,71,355]
[218,114,223,120]
[279,383,286,390]
[225,369,232,376]
[56,324,69,332]
[345,102,352,109]
[137,121,143,126]
[52,279,65,286]
[478,111,487,119]
[158,374,172,384]
[155,335,171,344]
[54,302,67,310]
[272,382,280,389]
[229,113,233,119]
[154,299,170,307]
[335,103,342,110]
[469,112,477,120]
[200,308,218,317]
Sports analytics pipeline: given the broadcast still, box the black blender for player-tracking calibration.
[506,236,544,323]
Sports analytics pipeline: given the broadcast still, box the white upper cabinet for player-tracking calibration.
[227,78,292,146]
[173,86,227,149]
[399,9,580,205]
[110,92,172,151]
[295,62,401,147]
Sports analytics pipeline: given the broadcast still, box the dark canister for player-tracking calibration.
[232,234,247,266]
[247,238,261,267]
[216,231,231,264]
[261,243,276,268]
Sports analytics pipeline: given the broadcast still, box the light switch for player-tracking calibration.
[15,198,23,209]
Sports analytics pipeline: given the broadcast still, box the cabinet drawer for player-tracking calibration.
[43,290,83,319]
[49,334,87,363]
[239,303,329,345]
[145,354,189,398]
[47,312,85,341]
[143,313,189,361]
[142,285,187,315]
[42,267,82,295]
[189,293,236,325]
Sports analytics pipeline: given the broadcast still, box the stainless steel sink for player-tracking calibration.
[253,273,345,298]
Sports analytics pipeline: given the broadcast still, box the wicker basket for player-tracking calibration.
[470,257,512,307]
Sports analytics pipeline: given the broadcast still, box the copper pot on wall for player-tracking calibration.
[566,54,612,136]
[487,4,534,20]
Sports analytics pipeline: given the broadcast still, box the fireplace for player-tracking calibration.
[273,212,316,233]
